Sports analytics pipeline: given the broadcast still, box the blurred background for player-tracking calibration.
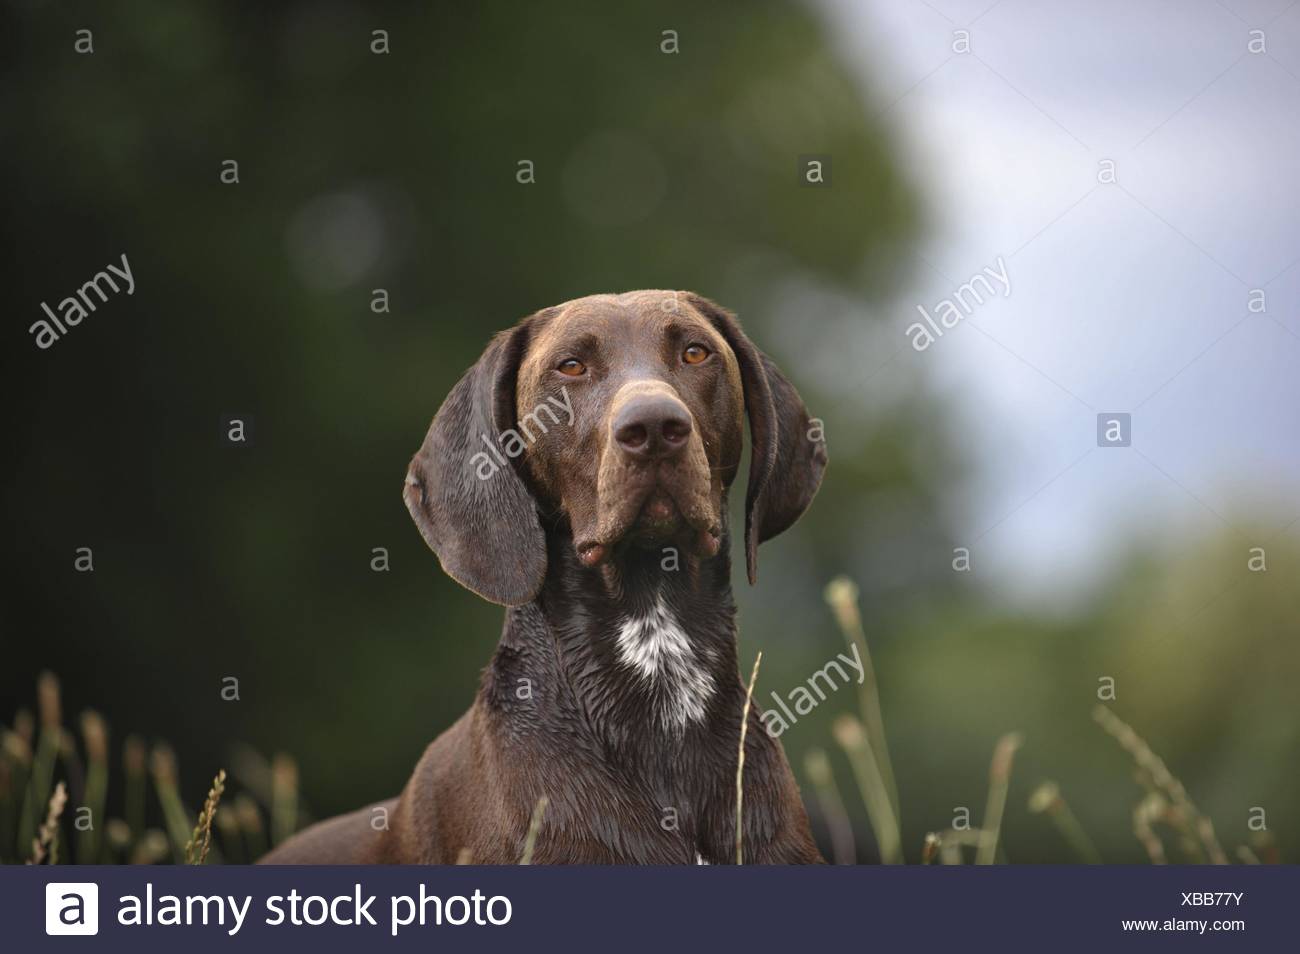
[2,0,1296,864]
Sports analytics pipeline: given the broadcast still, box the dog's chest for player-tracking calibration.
[613,596,715,732]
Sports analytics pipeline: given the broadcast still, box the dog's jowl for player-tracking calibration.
[260,290,828,864]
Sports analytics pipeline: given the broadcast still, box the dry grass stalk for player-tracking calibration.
[78,710,109,864]
[824,577,901,830]
[105,819,132,862]
[804,748,856,864]
[1028,780,1101,864]
[2,728,32,766]
[519,795,549,865]
[27,780,67,864]
[37,672,61,730]
[80,711,108,764]
[1194,817,1224,863]
[1248,831,1280,865]
[58,729,84,807]
[832,714,902,863]
[123,734,147,840]
[19,673,63,857]
[270,754,299,848]
[234,794,267,859]
[921,832,941,864]
[934,827,982,864]
[1093,705,1227,864]
[185,769,227,864]
[1133,792,1168,864]
[130,829,170,865]
[976,732,1023,864]
[213,802,243,863]
[1,730,30,861]
[228,743,275,805]
[150,743,195,861]
[735,651,762,865]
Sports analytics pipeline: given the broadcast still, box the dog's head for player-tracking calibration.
[403,291,826,605]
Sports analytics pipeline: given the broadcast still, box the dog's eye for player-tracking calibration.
[557,358,586,376]
[682,344,710,365]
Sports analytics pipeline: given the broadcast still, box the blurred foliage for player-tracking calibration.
[2,0,1294,864]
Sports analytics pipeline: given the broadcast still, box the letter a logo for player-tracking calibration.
[46,883,99,935]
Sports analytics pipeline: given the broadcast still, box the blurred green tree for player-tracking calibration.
[2,0,934,824]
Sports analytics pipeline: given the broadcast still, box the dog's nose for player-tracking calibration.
[613,395,692,460]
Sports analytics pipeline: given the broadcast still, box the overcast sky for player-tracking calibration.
[804,0,1300,606]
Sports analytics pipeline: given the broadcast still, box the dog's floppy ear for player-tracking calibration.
[687,294,828,585]
[403,320,546,606]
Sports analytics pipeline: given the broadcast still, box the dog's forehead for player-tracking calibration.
[534,291,723,350]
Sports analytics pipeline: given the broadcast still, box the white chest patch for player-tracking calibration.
[615,596,714,731]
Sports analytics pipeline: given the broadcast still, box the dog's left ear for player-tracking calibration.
[686,293,828,584]
[402,318,547,606]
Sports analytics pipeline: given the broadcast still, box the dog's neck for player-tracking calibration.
[484,523,745,760]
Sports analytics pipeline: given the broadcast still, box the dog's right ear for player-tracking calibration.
[403,321,546,606]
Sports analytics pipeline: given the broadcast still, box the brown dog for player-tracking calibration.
[260,291,827,863]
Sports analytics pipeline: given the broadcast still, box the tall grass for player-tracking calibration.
[832,715,902,863]
[803,749,855,864]
[4,591,1284,866]
[185,770,226,865]
[1,672,302,866]
[824,579,900,826]
[1027,781,1101,864]
[735,651,763,864]
[1091,704,1228,863]
[519,796,549,865]
[975,732,1022,865]
[27,781,67,864]
[815,577,1279,866]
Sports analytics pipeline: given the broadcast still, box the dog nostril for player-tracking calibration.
[613,396,691,458]
[662,417,691,445]
[616,422,649,450]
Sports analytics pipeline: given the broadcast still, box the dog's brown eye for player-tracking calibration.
[683,344,710,365]
[557,358,586,376]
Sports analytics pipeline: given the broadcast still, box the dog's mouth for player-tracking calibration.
[575,472,720,568]
[636,487,682,534]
